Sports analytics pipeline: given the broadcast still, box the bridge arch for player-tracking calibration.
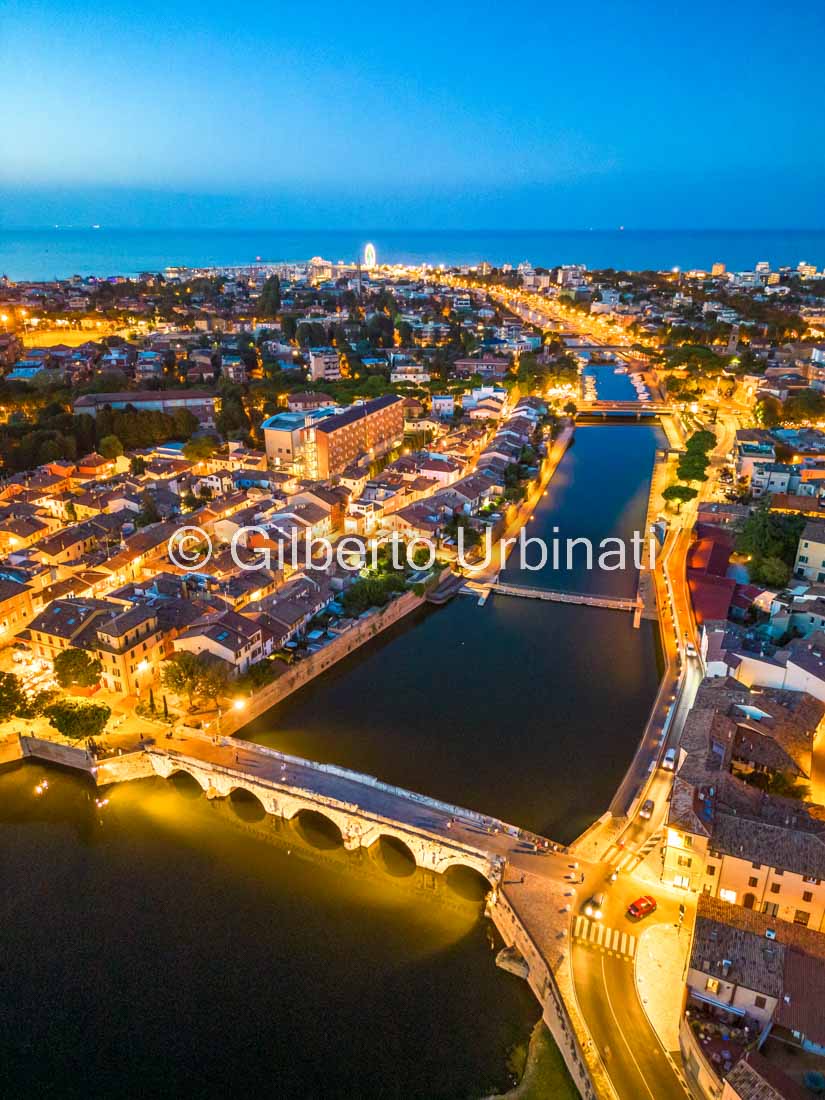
[442,862,493,900]
[166,767,210,793]
[290,807,345,849]
[368,833,417,877]
[228,786,268,821]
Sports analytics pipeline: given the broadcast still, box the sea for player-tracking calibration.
[1,227,824,281]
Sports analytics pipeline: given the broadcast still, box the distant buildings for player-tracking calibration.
[73,389,217,426]
[309,347,342,381]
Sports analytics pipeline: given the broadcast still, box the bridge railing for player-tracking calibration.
[168,725,527,840]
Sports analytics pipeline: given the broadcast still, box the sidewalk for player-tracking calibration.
[634,921,690,1053]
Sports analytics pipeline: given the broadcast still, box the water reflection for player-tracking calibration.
[0,762,537,1099]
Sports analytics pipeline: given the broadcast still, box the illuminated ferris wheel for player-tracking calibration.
[363,242,377,269]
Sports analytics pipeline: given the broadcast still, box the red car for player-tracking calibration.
[627,895,657,919]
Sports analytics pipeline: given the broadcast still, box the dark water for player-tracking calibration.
[2,227,824,280]
[501,423,663,596]
[0,424,660,1098]
[247,425,662,840]
[0,764,539,1099]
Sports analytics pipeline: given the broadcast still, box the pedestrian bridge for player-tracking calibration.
[576,400,668,417]
[492,581,641,613]
[139,731,513,887]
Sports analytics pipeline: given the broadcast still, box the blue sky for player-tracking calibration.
[2,0,824,228]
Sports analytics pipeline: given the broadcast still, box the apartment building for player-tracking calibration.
[663,679,825,930]
[307,395,404,479]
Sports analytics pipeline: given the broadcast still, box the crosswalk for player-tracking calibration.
[602,830,662,874]
[572,915,637,960]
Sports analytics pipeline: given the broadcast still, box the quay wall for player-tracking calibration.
[490,891,614,1100]
[226,585,431,737]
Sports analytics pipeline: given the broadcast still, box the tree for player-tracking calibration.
[752,555,791,588]
[183,436,218,462]
[257,275,281,317]
[685,430,716,455]
[754,396,782,428]
[99,434,124,459]
[53,648,102,689]
[0,671,24,721]
[130,455,147,476]
[662,484,698,512]
[135,491,161,528]
[161,651,203,709]
[199,663,230,705]
[676,452,710,483]
[44,701,111,741]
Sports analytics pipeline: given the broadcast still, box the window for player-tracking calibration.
[804,891,813,903]
[719,888,737,903]
[770,883,781,894]
[795,910,811,926]
[678,855,692,868]
[763,902,779,917]
[775,869,784,877]
[675,874,690,889]
[752,862,762,870]
[684,836,693,849]
[705,978,720,994]
[754,995,767,1009]
[748,877,758,887]
[803,876,820,885]
[707,865,716,877]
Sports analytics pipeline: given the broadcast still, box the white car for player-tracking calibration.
[662,747,677,771]
[685,642,697,658]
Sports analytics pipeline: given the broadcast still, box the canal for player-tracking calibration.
[246,424,664,841]
[0,423,662,1098]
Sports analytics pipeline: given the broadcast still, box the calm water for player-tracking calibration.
[0,764,538,1099]
[247,425,662,840]
[501,423,663,596]
[0,424,660,1097]
[2,227,824,280]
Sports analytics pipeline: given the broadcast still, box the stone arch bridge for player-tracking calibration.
[147,742,507,887]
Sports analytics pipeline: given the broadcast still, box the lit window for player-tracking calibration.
[705,978,720,994]
[720,889,737,904]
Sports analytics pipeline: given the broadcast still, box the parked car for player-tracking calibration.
[685,641,698,658]
[639,798,655,820]
[582,892,606,920]
[627,895,657,920]
[662,747,677,771]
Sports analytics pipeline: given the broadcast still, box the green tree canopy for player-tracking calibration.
[183,436,218,462]
[257,275,281,317]
[45,701,111,741]
[98,434,124,459]
[161,651,205,708]
[662,484,698,511]
[0,671,25,721]
[53,648,102,689]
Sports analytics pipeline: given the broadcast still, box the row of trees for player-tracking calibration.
[662,430,717,511]
[0,670,110,740]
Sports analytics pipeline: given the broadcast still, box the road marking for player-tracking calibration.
[600,954,659,1100]
[573,920,637,961]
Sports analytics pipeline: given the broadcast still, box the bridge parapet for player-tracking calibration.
[147,747,506,886]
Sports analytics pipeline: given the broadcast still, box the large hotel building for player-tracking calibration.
[263,395,404,479]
